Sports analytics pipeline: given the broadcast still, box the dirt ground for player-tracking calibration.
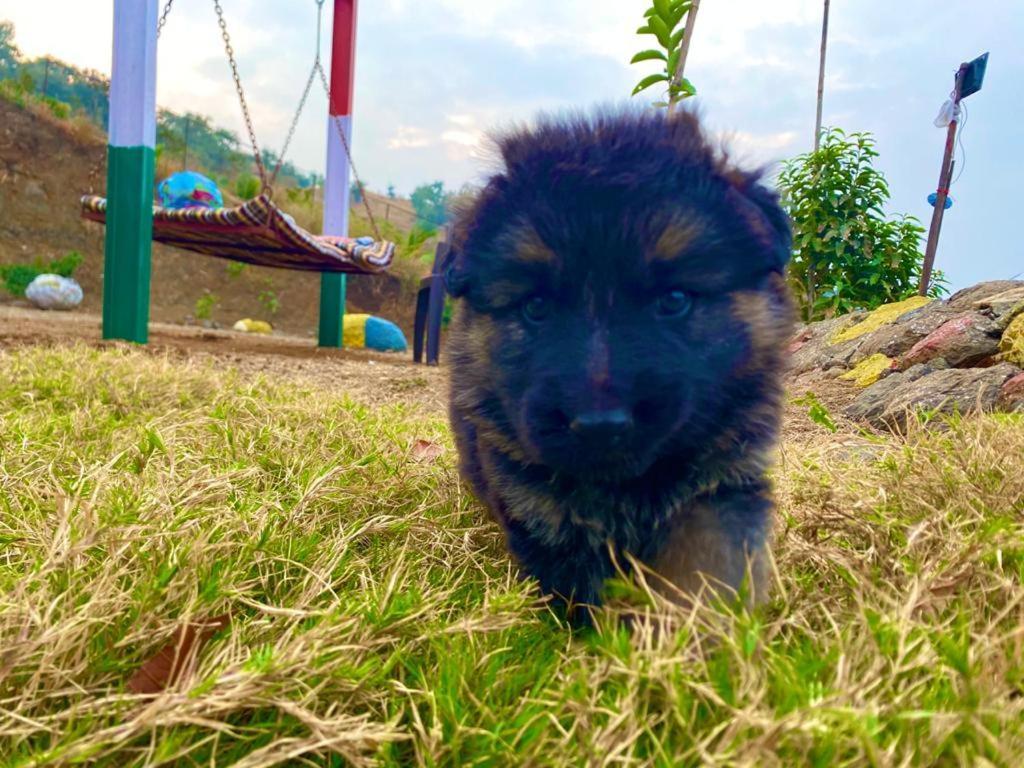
[1,302,865,446]
[0,305,449,413]
[0,99,417,339]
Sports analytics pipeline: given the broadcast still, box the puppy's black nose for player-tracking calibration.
[569,408,634,446]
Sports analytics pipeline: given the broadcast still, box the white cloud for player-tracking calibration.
[387,126,432,149]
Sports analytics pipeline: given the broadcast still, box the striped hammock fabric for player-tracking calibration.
[80,194,395,274]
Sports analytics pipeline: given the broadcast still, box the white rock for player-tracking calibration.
[25,274,83,310]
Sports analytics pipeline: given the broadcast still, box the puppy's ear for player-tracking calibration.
[442,245,470,298]
[728,171,793,274]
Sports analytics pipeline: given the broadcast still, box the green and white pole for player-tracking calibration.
[318,0,359,347]
[103,0,158,343]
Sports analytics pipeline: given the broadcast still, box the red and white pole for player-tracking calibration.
[318,0,358,347]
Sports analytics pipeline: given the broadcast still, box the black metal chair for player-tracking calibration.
[413,241,449,365]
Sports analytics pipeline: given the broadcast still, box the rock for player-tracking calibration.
[998,313,1024,367]
[24,274,83,310]
[972,286,1024,330]
[233,318,273,334]
[849,299,960,362]
[787,315,864,375]
[343,313,408,352]
[830,296,934,345]
[946,280,1024,308]
[845,360,947,424]
[856,364,1020,431]
[998,372,1024,412]
[899,312,1002,369]
[839,353,896,387]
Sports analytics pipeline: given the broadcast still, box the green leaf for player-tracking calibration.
[668,2,691,29]
[653,0,672,23]
[636,25,653,35]
[631,49,668,64]
[667,48,680,75]
[648,14,672,48]
[632,73,669,96]
[670,27,687,49]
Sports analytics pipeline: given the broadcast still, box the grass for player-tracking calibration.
[0,344,1022,767]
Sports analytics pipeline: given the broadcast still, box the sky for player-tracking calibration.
[1,0,1021,291]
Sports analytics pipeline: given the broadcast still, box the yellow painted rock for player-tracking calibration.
[999,313,1024,366]
[839,353,896,387]
[232,318,273,334]
[830,296,933,345]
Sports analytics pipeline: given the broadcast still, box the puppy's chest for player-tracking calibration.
[502,473,692,555]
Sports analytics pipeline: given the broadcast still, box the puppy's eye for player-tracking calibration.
[656,289,693,318]
[522,296,550,323]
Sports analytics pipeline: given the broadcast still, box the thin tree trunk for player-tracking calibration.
[814,0,830,151]
[668,0,701,114]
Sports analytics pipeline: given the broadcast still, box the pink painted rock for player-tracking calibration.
[899,312,1002,369]
[999,372,1024,412]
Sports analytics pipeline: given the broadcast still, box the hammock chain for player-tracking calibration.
[211,0,271,197]
[270,62,317,187]
[157,0,175,39]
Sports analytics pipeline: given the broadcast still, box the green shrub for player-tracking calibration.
[1,264,41,297]
[257,289,279,317]
[0,251,84,297]
[48,251,83,278]
[225,261,247,278]
[234,174,260,201]
[194,291,218,321]
[41,95,70,119]
[778,128,948,321]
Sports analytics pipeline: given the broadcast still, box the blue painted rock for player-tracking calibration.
[158,170,224,209]
[343,314,408,352]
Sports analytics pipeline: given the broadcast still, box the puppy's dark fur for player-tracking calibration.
[445,108,794,622]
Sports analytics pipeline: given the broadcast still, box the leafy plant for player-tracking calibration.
[631,0,696,107]
[778,128,948,322]
[1,251,84,297]
[193,291,219,321]
[1,264,41,297]
[791,392,838,433]
[225,261,247,279]
[257,289,280,317]
[234,173,260,201]
[48,251,83,277]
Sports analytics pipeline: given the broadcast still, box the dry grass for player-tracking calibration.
[1,344,1022,767]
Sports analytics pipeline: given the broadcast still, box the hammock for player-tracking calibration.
[80,194,394,274]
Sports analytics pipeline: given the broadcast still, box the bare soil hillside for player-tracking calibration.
[0,99,415,337]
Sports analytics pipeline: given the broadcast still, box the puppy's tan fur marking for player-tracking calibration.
[651,503,770,607]
[650,217,707,264]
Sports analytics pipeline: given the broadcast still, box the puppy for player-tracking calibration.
[444,108,794,623]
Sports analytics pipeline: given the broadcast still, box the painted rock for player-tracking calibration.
[343,314,408,352]
[158,170,224,210]
[233,318,273,334]
[25,274,83,310]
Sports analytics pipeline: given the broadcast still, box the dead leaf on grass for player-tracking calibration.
[411,439,445,463]
[126,614,230,694]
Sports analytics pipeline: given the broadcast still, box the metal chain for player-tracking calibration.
[315,61,382,242]
[270,62,317,187]
[157,0,175,38]
[211,0,271,196]
[270,0,323,187]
